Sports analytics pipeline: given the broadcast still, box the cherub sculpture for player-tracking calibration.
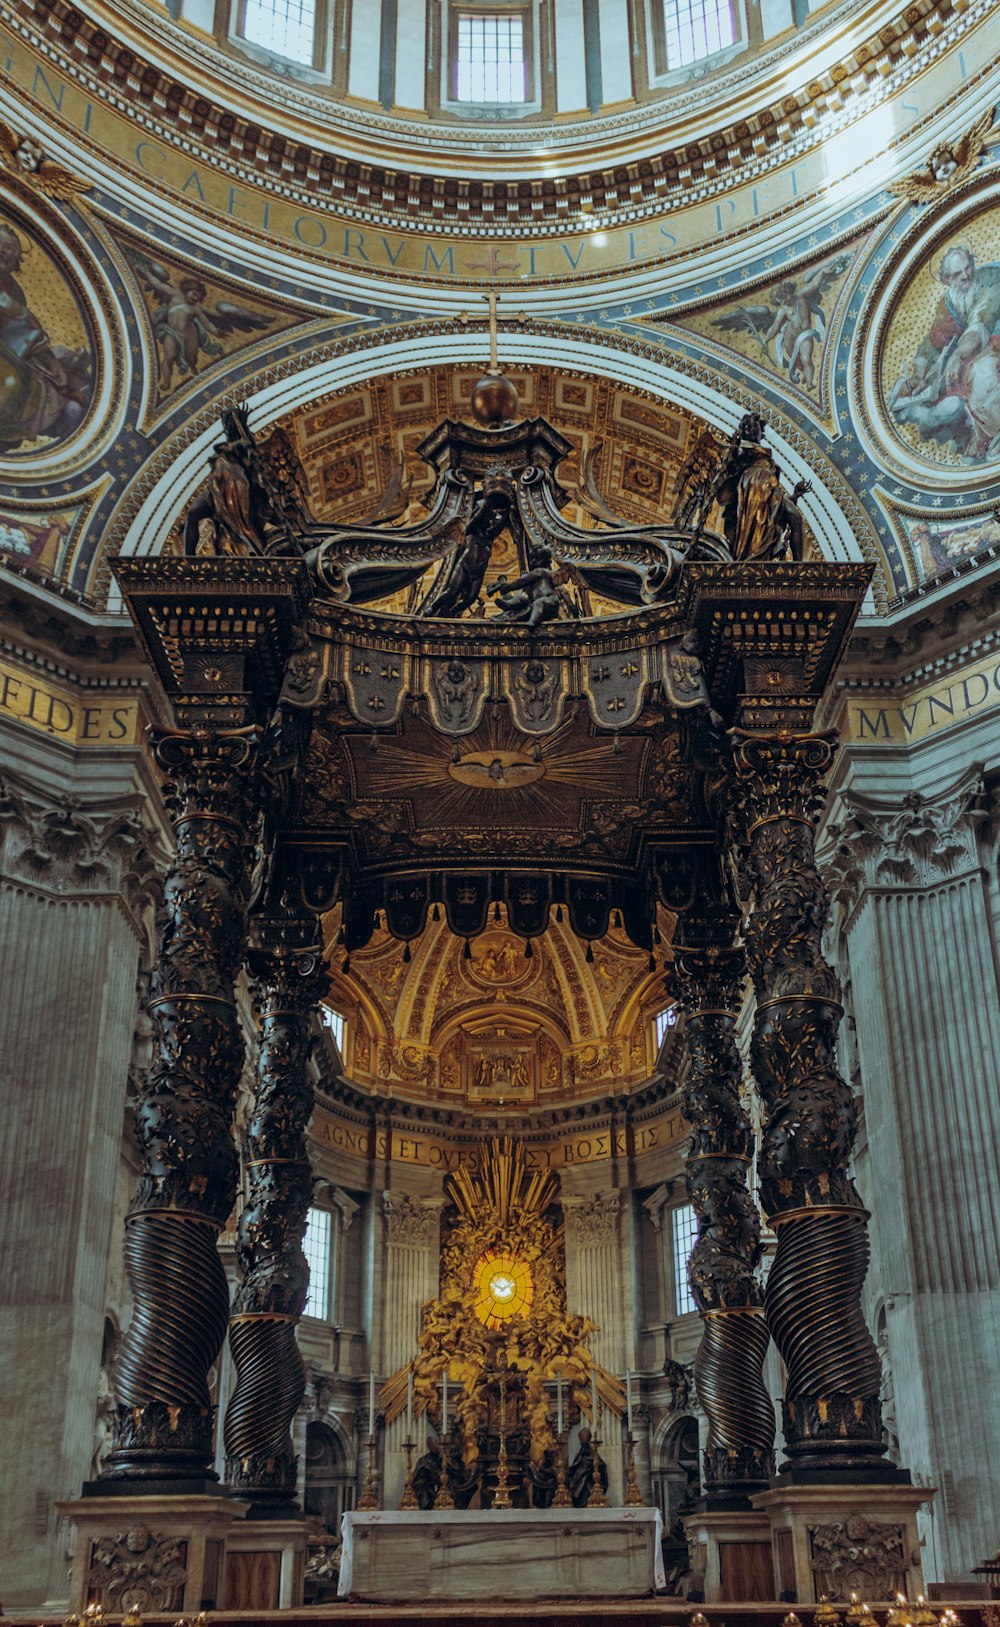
[888,112,994,204]
[488,546,562,627]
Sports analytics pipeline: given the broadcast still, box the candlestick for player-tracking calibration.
[441,1369,447,1433]
[551,1431,572,1507]
[406,1367,414,1437]
[556,1371,563,1436]
[624,1431,644,1506]
[587,1429,609,1508]
[368,1369,376,1428]
[357,1433,379,1509]
[626,1368,634,1433]
[399,1437,418,1509]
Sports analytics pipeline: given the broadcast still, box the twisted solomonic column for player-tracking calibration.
[224,921,328,1509]
[673,908,775,1499]
[100,728,260,1488]
[729,733,888,1477]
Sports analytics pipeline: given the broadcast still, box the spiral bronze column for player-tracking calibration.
[673,907,775,1501]
[224,920,327,1510]
[729,732,888,1477]
[99,728,259,1489]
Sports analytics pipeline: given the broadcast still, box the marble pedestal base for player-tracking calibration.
[339,1507,666,1601]
[684,1508,775,1602]
[223,1516,307,1609]
[751,1483,932,1604]
[56,1495,249,1615]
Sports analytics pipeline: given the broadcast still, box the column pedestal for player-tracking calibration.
[683,1507,774,1602]
[223,1515,308,1608]
[57,1494,248,1615]
[752,1482,931,1604]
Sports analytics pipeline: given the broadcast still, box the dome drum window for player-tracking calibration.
[441,1,540,115]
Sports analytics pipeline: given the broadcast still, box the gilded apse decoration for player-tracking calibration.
[0,119,90,201]
[224,918,329,1508]
[673,908,775,1496]
[101,728,261,1486]
[881,200,1000,466]
[0,209,95,454]
[728,732,887,1473]
[380,1139,623,1503]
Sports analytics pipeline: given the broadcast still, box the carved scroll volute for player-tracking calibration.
[102,727,261,1486]
[673,908,774,1496]
[224,922,328,1505]
[728,732,887,1473]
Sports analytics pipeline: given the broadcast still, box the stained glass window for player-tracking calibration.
[455,12,527,103]
[241,0,317,65]
[671,1202,699,1317]
[661,0,737,69]
[472,1247,534,1327]
[303,1206,332,1319]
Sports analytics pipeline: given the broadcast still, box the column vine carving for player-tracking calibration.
[673,908,775,1497]
[224,917,328,1507]
[729,732,887,1473]
[101,728,260,1486]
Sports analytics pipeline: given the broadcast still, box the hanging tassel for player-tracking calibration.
[342,957,351,975]
[555,904,563,923]
[613,910,622,929]
[370,731,379,752]
[585,942,594,963]
[494,901,501,923]
[463,938,472,961]
[648,953,656,973]
[653,924,662,945]
[432,903,441,921]
[532,738,542,763]
[612,733,622,755]
[524,939,533,960]
[402,942,411,964]
[451,742,461,764]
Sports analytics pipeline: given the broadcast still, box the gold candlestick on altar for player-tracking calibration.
[357,1433,380,1510]
[399,1438,419,1510]
[552,1430,572,1507]
[433,1437,456,1509]
[492,1357,513,1509]
[587,1408,609,1508]
[624,1431,644,1506]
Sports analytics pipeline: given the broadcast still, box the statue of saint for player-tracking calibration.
[568,1426,608,1508]
[412,1436,444,1510]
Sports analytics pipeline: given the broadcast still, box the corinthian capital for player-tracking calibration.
[823,766,990,909]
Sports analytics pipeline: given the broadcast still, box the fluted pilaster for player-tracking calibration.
[673,908,775,1499]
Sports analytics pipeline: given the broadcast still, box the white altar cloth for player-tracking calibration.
[339,1506,665,1601]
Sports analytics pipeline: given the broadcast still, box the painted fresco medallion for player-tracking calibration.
[879,198,1000,469]
[0,205,97,457]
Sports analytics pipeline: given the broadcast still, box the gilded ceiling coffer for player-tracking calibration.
[729,734,891,1477]
[673,908,775,1498]
[224,916,329,1508]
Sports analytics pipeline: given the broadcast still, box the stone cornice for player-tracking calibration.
[5,0,978,237]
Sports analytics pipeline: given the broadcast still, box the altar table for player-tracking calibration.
[339,1506,666,1601]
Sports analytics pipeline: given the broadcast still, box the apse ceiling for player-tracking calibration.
[321,904,668,1114]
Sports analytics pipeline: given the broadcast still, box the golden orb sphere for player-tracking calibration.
[470,371,519,426]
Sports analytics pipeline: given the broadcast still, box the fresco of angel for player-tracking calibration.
[711,254,850,392]
[127,252,275,390]
[887,112,994,205]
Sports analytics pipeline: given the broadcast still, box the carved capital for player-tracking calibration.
[823,767,991,912]
[0,771,167,918]
[382,1189,440,1246]
[562,1191,620,1246]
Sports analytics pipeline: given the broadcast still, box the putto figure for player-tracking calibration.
[128,253,274,391]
